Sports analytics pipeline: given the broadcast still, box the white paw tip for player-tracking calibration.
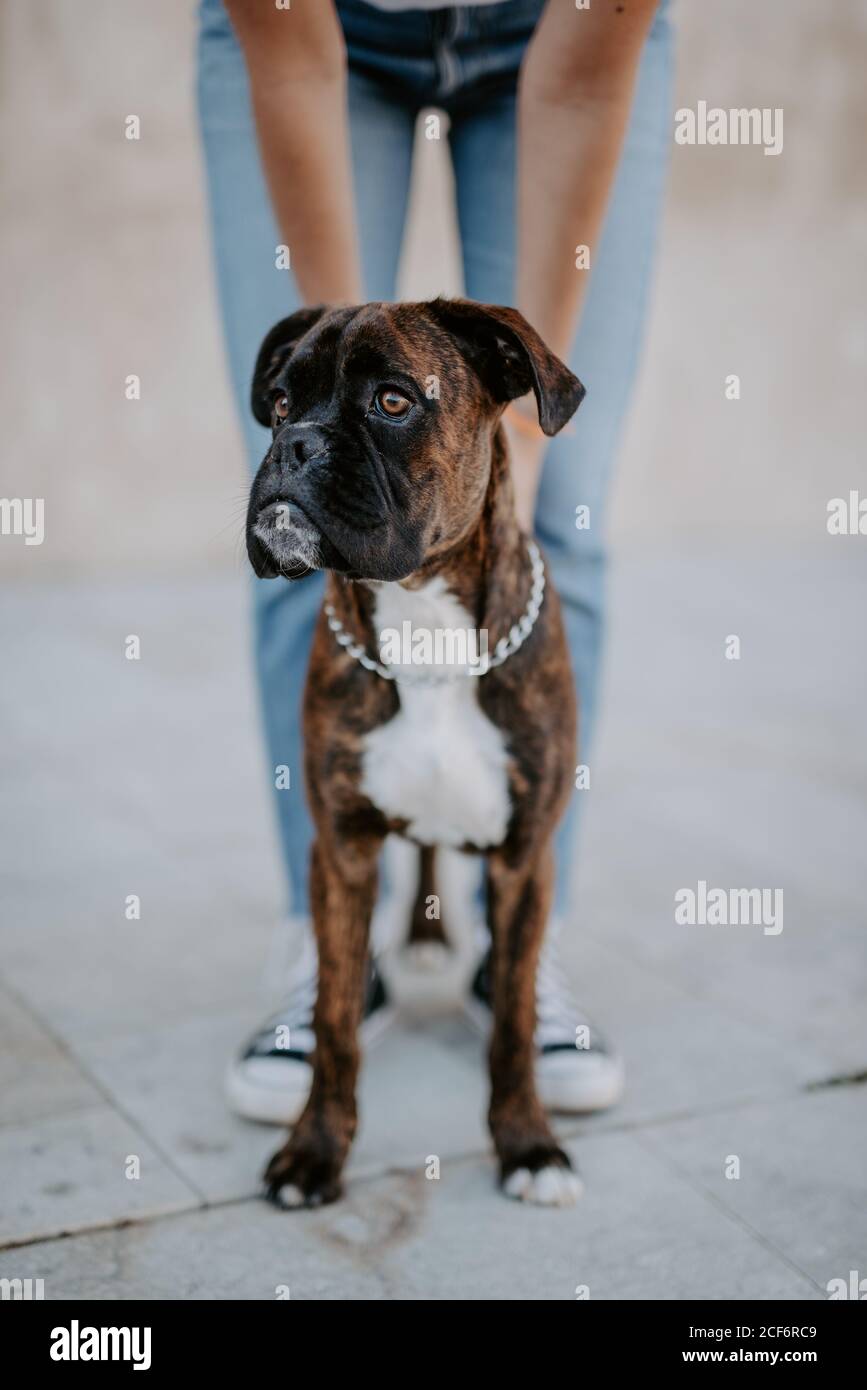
[503,1164,583,1207]
[403,942,450,973]
[273,1183,306,1210]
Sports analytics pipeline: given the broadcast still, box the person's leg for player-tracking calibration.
[450,0,673,1110]
[197,0,417,924]
[197,0,419,1121]
[536,10,674,914]
[449,1,675,915]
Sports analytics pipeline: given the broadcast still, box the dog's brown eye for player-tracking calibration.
[273,395,289,421]
[374,387,412,419]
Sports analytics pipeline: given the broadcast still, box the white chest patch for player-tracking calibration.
[360,578,512,848]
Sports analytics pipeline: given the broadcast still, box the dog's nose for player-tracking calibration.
[275,423,328,470]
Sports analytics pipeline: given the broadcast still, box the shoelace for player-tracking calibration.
[254,935,596,1054]
[249,975,318,1055]
[535,946,599,1051]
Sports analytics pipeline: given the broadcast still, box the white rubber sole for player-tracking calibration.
[536,1048,625,1114]
[226,1055,312,1126]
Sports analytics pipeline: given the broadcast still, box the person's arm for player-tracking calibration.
[508,0,661,525]
[224,0,361,305]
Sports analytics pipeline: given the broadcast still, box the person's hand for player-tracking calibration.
[503,398,546,533]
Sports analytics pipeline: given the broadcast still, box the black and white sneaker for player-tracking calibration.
[226,953,395,1125]
[464,940,625,1113]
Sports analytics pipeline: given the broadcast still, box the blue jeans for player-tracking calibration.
[197,0,674,919]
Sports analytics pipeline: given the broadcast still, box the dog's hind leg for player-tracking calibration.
[406,844,449,948]
[264,831,382,1209]
[485,842,582,1208]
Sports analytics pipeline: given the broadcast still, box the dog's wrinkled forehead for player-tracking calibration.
[252,296,585,436]
[282,303,479,407]
[275,306,357,401]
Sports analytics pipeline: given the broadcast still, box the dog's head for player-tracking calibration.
[245,298,585,582]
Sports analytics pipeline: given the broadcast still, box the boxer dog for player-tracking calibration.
[245,298,585,1208]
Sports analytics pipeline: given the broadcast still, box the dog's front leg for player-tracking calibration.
[264,834,380,1209]
[486,844,582,1207]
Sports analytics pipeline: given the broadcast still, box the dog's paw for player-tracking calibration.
[264,1139,344,1211]
[500,1144,582,1208]
[503,1164,583,1207]
[401,940,451,974]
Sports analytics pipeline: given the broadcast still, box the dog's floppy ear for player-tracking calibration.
[425,297,585,436]
[251,306,328,426]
